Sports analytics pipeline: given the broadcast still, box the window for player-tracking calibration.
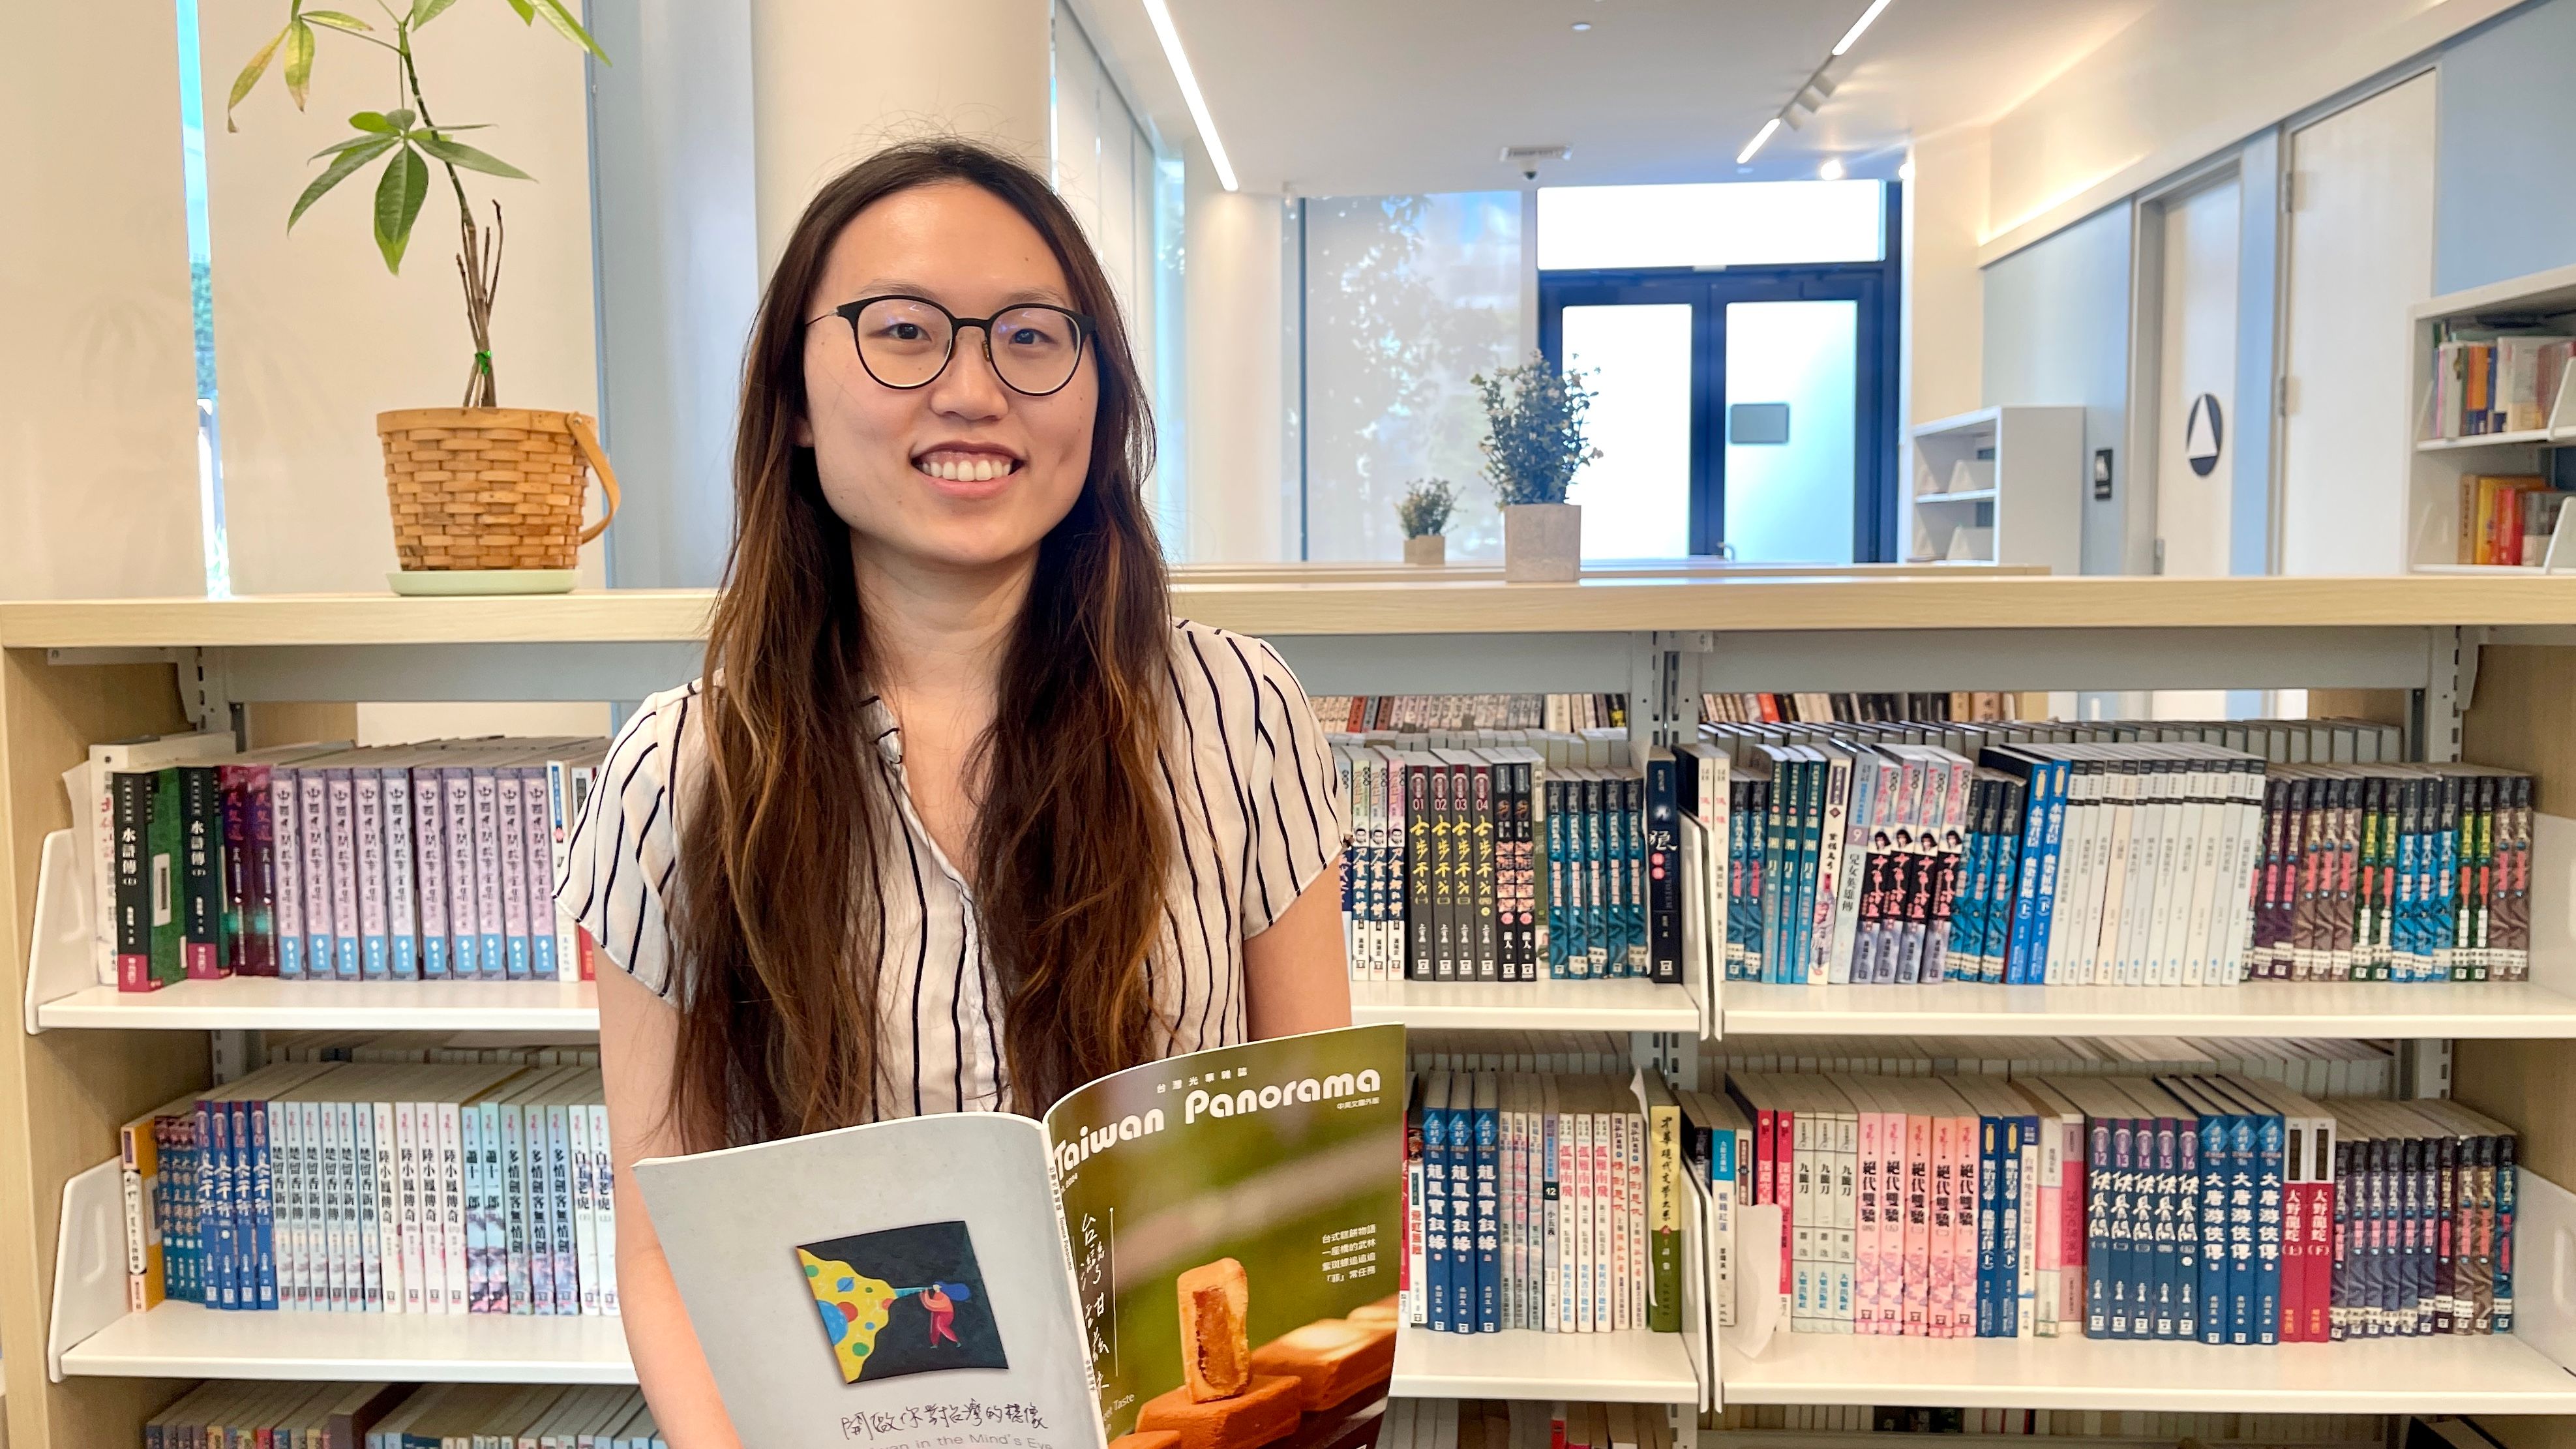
[1536,181,1885,271]
[1300,192,1523,561]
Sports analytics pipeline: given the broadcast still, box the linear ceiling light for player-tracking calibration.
[1141,0,1238,190]
[1831,0,1896,55]
[1736,117,1782,165]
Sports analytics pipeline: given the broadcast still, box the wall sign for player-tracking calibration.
[2184,393,2224,477]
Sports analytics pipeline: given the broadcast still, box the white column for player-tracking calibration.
[747,0,1051,275]
[0,1,204,599]
[1181,140,1289,563]
[1904,128,1990,429]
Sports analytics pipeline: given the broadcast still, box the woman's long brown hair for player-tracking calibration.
[672,139,1174,1146]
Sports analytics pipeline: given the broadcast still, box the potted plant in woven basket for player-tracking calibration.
[1474,354,1603,582]
[228,0,618,594]
[1395,478,1456,565]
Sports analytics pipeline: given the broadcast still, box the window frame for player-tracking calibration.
[1535,182,1904,562]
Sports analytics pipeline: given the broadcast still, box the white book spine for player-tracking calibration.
[502,1096,533,1315]
[548,1101,578,1315]
[2044,764,2095,986]
[440,1099,469,1313]
[2016,1124,2038,1336]
[1811,756,1851,983]
[322,1099,348,1311]
[548,760,580,979]
[354,1096,383,1312]
[397,1099,429,1313]
[570,1093,601,1315]
[373,1100,402,1314]
[589,1099,619,1317]
[2090,769,2134,987]
[2035,1111,2061,1336]
[1836,1111,1858,1333]
[461,1099,487,1313]
[277,1100,306,1310]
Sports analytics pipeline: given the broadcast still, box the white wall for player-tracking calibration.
[1982,0,2517,263]
[198,0,603,598]
[1052,8,1160,441]
[1,2,205,599]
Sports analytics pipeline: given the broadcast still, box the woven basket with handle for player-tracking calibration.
[378,407,621,572]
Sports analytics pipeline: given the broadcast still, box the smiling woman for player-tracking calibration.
[561,139,1354,1449]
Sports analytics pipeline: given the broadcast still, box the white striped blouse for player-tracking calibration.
[556,618,1349,1118]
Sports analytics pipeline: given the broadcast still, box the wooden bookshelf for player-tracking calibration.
[9,582,2576,1442]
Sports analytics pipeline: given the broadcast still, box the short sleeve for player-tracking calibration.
[1237,637,1350,936]
[556,682,694,997]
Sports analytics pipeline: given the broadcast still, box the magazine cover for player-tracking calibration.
[633,1024,1406,1449]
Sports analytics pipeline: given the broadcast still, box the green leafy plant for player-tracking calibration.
[228,0,608,406]
[1472,353,1604,507]
[1395,478,1457,539]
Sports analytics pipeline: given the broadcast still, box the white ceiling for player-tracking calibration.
[1075,0,2156,196]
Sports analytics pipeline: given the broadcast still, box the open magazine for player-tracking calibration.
[634,1024,1407,1449]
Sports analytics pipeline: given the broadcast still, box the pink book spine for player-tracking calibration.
[1927,1113,1955,1336]
[2061,1119,2086,1324]
[2035,1123,2059,1332]
[354,771,387,979]
[498,771,530,976]
[1879,1108,1904,1333]
[443,770,476,974]
[1950,1113,1979,1337]
[1902,1111,1930,1336]
[521,766,556,979]
[325,771,358,979]
[1854,1108,1881,1334]
[299,771,333,971]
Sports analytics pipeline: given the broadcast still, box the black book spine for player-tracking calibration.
[1646,754,1681,985]
[1406,764,1434,981]
[1471,760,1498,983]
[180,764,225,980]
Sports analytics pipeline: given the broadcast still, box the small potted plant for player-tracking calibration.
[1395,478,1457,565]
[228,0,619,593]
[1473,354,1603,582]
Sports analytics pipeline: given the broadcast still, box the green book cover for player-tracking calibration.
[147,768,185,989]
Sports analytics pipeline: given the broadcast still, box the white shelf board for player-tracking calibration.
[59,1300,635,1383]
[2414,563,2553,575]
[2416,430,2554,451]
[35,978,599,1032]
[1718,1330,2576,1412]
[1351,978,1701,1033]
[1718,979,2576,1039]
[1394,1326,1698,1403]
[1913,489,1998,505]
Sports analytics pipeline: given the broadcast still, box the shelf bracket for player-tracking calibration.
[22,828,93,1036]
[2421,627,2479,764]
[46,1158,125,1383]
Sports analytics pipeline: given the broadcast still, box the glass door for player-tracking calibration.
[1539,269,1893,562]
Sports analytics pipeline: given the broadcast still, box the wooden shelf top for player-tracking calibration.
[18,573,2576,648]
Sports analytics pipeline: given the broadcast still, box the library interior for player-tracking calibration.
[14,0,2576,1446]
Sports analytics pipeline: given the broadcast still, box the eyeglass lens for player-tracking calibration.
[852,298,1083,394]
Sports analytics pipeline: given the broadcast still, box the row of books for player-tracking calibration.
[261,1030,603,1068]
[1701,692,2025,726]
[81,731,610,991]
[1706,717,2404,768]
[1686,1071,2517,1344]
[1380,1399,1684,1449]
[1703,1405,2383,1441]
[1308,693,1629,733]
[1686,719,2535,986]
[2455,472,2569,567]
[2423,328,2572,438]
[121,1057,618,1320]
[1400,1070,1685,1336]
[1702,1036,2395,1102]
[1400,1031,2397,1102]
[1332,742,1674,983]
[143,1381,665,1448]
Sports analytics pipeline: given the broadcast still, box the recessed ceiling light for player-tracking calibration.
[1571,21,1592,31]
[1818,157,1846,181]
[1141,0,1237,191]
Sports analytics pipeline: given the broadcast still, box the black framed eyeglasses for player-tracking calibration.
[813,293,1096,397]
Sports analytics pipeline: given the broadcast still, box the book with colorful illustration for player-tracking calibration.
[634,1024,1407,1449]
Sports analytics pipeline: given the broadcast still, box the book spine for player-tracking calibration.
[1469,765,1498,983]
[1975,1116,2001,1336]
[528,764,562,980]
[113,773,155,993]
[526,1097,559,1315]
[571,1093,603,1315]
[548,1100,578,1314]
[590,1099,620,1316]
[2084,1115,2110,1337]
[372,1099,401,1314]
[2151,1115,2178,1340]
[503,1098,533,1315]
[355,769,389,981]
[442,769,477,978]
[325,770,359,979]
[462,1100,490,1313]
[1646,756,1682,985]
[356,1097,385,1312]
[383,768,419,980]
[180,766,225,979]
[498,769,533,979]
[2010,1117,2034,1336]
[1474,1084,1498,1331]
[270,768,305,981]
[442,1101,471,1313]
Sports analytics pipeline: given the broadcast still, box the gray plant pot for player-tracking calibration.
[1403,533,1447,565]
[1502,503,1581,582]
